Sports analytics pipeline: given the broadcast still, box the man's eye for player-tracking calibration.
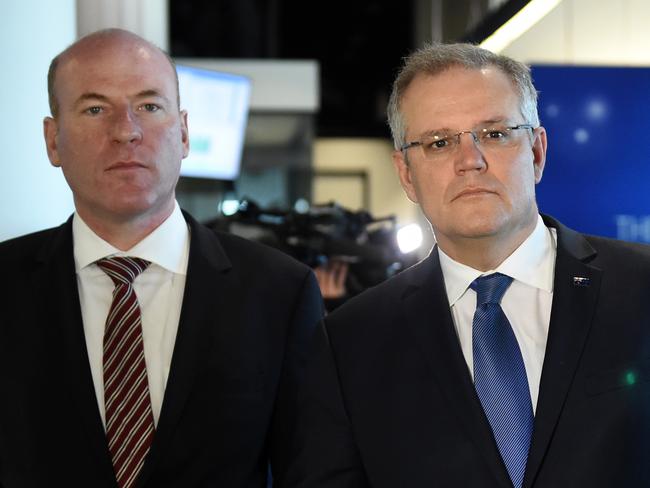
[141,103,160,112]
[427,137,451,149]
[85,106,103,115]
[484,129,507,139]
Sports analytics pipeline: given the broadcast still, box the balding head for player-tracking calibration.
[47,28,179,118]
[42,27,190,247]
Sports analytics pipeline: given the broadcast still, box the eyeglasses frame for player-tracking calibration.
[400,124,537,159]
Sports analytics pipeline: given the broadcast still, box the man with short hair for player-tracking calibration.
[286,43,650,487]
[0,28,323,488]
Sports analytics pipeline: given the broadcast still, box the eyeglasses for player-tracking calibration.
[400,124,535,161]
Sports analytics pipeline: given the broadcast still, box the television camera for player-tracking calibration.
[210,199,422,301]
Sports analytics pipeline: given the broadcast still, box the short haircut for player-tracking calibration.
[47,28,180,118]
[387,43,539,150]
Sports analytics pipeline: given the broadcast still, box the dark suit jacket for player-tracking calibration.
[286,215,650,487]
[0,211,323,487]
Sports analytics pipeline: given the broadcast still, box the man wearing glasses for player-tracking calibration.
[285,43,650,488]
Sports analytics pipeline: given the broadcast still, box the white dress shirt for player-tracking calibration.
[73,202,190,427]
[438,215,557,413]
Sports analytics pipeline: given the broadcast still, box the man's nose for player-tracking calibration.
[453,131,487,173]
[111,108,143,144]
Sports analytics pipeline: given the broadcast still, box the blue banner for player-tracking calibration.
[532,65,650,243]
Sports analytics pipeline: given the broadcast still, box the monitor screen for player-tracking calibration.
[176,64,251,180]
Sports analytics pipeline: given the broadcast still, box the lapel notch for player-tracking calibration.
[524,216,602,487]
[402,251,513,487]
[35,219,116,481]
[137,215,235,486]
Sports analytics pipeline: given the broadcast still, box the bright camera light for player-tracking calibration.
[220,199,240,216]
[397,223,423,254]
[294,198,310,214]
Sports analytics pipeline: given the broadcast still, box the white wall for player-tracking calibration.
[77,0,168,50]
[502,0,650,65]
[0,1,76,241]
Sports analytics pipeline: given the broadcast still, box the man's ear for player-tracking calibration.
[392,149,419,204]
[43,117,61,167]
[531,126,547,183]
[180,110,190,159]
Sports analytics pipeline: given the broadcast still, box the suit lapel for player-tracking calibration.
[402,251,513,488]
[138,215,234,486]
[523,216,602,487]
[33,219,116,481]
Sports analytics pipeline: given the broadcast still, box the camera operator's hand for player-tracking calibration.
[314,260,349,299]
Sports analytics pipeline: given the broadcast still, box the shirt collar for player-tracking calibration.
[438,215,556,306]
[73,201,190,275]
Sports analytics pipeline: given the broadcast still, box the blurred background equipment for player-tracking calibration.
[207,199,423,310]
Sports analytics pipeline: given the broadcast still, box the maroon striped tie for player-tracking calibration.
[97,256,155,488]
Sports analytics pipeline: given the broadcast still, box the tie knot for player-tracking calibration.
[470,273,513,305]
[96,256,150,286]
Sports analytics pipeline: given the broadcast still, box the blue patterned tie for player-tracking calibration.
[471,273,533,488]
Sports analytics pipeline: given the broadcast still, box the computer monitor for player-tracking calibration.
[176,64,251,180]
